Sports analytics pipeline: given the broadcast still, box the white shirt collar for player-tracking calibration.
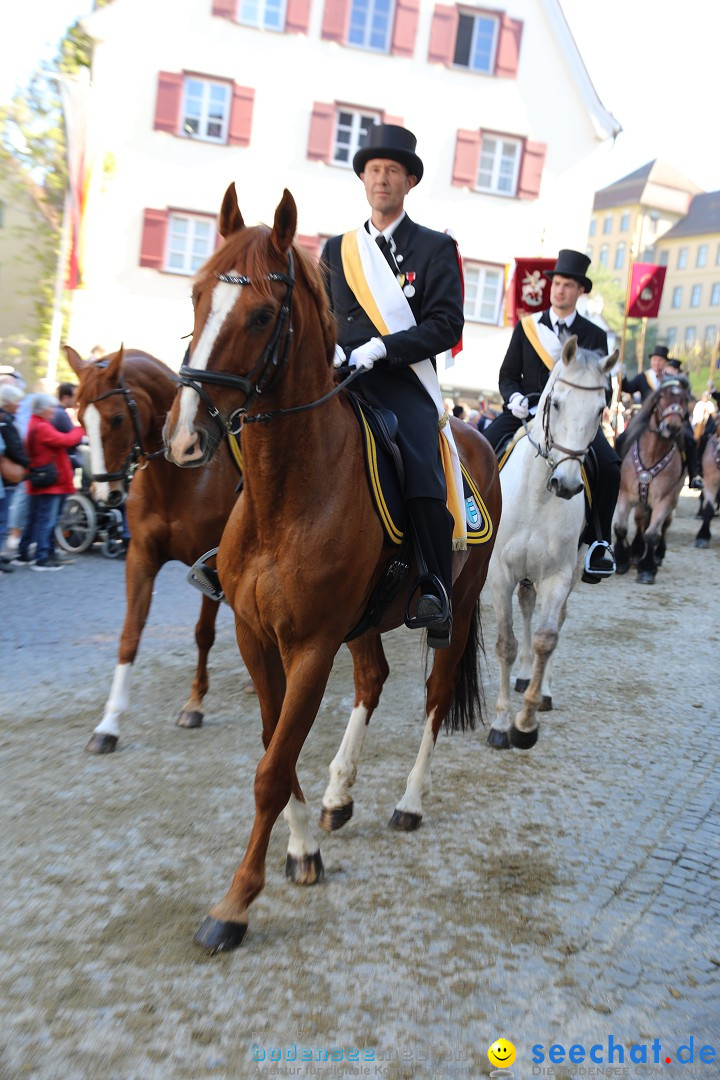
[368,211,406,244]
[550,309,577,329]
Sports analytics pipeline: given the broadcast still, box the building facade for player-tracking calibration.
[69,0,618,395]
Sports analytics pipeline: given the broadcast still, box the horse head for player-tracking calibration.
[66,344,164,505]
[164,184,335,468]
[653,378,689,440]
[537,336,618,499]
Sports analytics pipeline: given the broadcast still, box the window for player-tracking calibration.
[658,250,669,267]
[166,214,216,275]
[182,78,231,142]
[711,283,720,306]
[647,211,659,234]
[476,134,521,196]
[690,284,702,308]
[348,0,394,50]
[332,108,380,166]
[619,212,630,233]
[585,246,593,261]
[463,262,503,323]
[599,244,609,269]
[671,286,683,308]
[665,328,677,349]
[453,11,498,72]
[603,215,612,235]
[697,243,708,268]
[588,219,596,237]
[614,242,625,271]
[677,247,688,269]
[705,325,717,347]
[716,243,720,266]
[237,0,287,29]
[684,326,696,349]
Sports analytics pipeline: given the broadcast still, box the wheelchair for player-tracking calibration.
[55,479,126,560]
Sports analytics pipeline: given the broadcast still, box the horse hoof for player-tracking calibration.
[388,809,422,831]
[193,916,247,954]
[636,571,656,584]
[615,563,630,576]
[538,695,553,712]
[487,728,511,749]
[85,732,118,754]
[285,850,325,886]
[318,801,353,832]
[509,724,538,750]
[695,537,709,549]
[514,678,529,693]
[177,709,203,729]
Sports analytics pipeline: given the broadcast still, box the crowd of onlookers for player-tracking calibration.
[0,370,85,573]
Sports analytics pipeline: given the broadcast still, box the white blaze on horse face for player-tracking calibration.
[83,403,110,504]
[175,279,241,441]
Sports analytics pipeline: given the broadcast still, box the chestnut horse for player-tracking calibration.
[163,186,501,953]
[614,378,690,583]
[695,433,720,548]
[66,346,241,752]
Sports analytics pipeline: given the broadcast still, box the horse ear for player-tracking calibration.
[105,344,125,382]
[561,335,578,365]
[271,189,297,255]
[218,183,245,238]
[64,345,87,376]
[602,348,619,374]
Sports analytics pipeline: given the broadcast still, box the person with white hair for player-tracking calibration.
[0,383,28,568]
[12,394,84,572]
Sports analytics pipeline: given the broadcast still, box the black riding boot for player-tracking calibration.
[582,455,621,583]
[683,426,702,488]
[405,497,454,648]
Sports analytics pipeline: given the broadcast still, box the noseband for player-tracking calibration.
[523,374,607,490]
[177,253,296,438]
[84,372,166,481]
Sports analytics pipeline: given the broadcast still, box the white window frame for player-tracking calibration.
[665,328,677,349]
[658,250,669,267]
[463,262,504,323]
[476,133,521,197]
[237,0,287,31]
[677,246,688,269]
[684,326,696,349]
[711,283,720,306]
[589,219,596,237]
[181,77,231,143]
[697,244,708,268]
[165,213,216,276]
[690,284,702,308]
[332,108,381,167]
[453,11,499,73]
[603,215,612,235]
[704,325,716,346]
[347,0,395,51]
[598,244,609,269]
[619,212,630,233]
[671,286,682,308]
[614,242,625,271]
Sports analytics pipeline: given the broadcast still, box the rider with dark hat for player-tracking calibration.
[621,344,669,400]
[483,249,619,582]
[321,124,465,646]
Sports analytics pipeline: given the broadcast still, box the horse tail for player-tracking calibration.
[445,600,484,733]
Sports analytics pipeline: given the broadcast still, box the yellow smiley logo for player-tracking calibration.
[488,1039,517,1068]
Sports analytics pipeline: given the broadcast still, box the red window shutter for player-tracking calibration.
[495,15,523,78]
[517,140,546,200]
[307,102,335,162]
[212,0,237,17]
[297,234,321,260]
[391,0,420,57]
[382,113,404,127]
[286,0,311,33]
[139,209,168,269]
[428,5,457,65]
[451,129,480,187]
[228,85,255,146]
[154,72,183,134]
[321,0,351,42]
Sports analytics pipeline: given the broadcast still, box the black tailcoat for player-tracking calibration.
[498,309,609,403]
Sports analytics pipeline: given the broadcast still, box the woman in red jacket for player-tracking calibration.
[13,393,84,571]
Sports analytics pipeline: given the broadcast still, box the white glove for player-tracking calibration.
[333,344,346,368]
[508,392,529,419]
[348,337,386,371]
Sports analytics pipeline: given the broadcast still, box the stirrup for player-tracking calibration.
[404,574,451,629]
[583,540,616,578]
[187,548,225,603]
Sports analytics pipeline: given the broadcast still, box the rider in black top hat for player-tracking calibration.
[483,248,620,582]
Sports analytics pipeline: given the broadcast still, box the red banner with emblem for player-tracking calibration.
[506,258,556,325]
[626,263,667,318]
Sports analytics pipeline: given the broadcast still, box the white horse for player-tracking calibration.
[486,337,617,749]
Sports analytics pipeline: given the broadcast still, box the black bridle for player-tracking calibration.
[523,373,608,489]
[176,250,362,436]
[84,373,166,482]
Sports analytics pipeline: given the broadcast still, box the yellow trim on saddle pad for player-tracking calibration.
[460,464,494,544]
[358,408,404,545]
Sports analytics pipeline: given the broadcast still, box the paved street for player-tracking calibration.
[1,489,718,1079]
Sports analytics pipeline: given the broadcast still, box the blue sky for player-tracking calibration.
[1,0,717,192]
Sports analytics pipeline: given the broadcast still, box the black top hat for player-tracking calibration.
[650,345,670,361]
[353,124,424,183]
[545,249,593,293]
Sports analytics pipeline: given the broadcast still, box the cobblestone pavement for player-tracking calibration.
[1,488,718,1079]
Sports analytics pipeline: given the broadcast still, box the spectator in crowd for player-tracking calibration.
[452,403,467,421]
[0,383,28,568]
[12,394,84,572]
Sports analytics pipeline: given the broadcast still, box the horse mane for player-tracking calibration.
[197,225,336,366]
[619,386,663,459]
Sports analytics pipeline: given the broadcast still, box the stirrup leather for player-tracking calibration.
[187,547,226,603]
[583,540,616,578]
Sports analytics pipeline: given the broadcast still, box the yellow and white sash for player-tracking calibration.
[341,226,466,549]
[521,313,562,371]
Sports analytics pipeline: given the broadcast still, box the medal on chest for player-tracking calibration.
[403,271,416,298]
